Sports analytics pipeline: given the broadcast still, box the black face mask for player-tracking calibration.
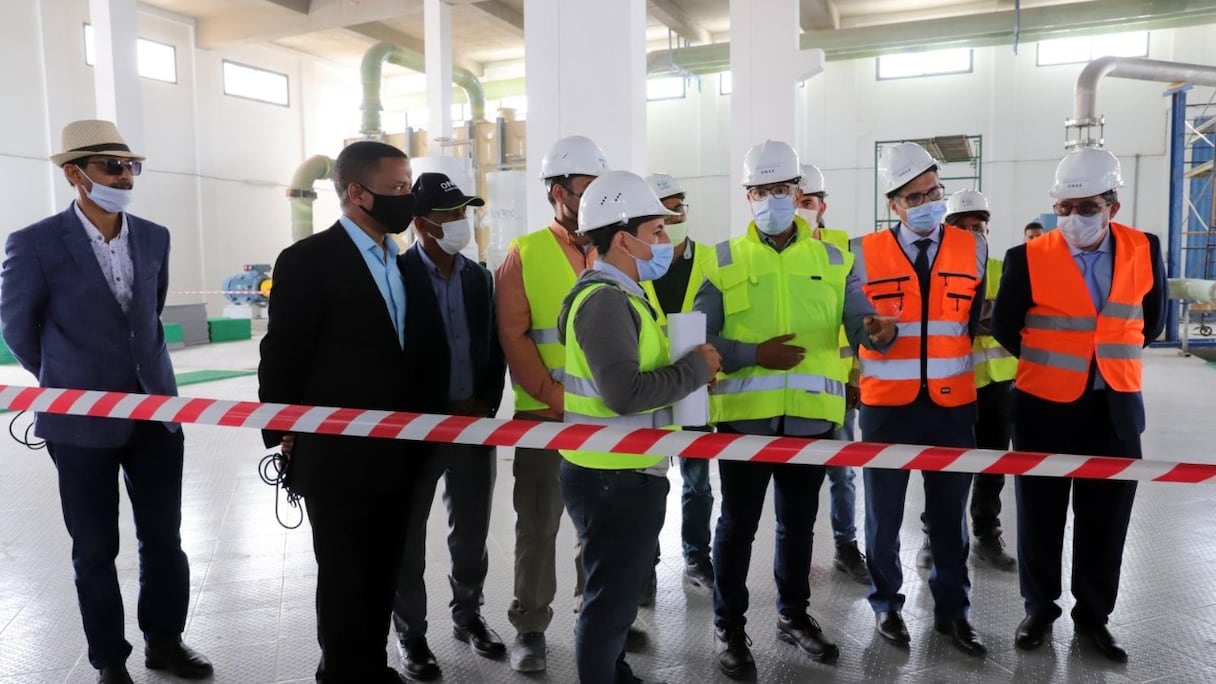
[358,187,415,234]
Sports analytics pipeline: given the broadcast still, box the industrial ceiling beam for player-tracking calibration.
[648,0,711,45]
[801,0,839,31]
[467,0,524,33]
[197,0,413,48]
[263,0,311,13]
[348,21,485,76]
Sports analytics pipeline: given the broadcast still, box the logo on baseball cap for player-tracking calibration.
[412,172,485,216]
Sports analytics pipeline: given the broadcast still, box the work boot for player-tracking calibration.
[972,534,1017,572]
[833,541,872,585]
[714,627,755,680]
[510,632,546,673]
[684,557,714,590]
[916,535,933,570]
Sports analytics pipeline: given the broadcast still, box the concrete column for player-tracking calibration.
[728,0,824,230]
[89,0,143,153]
[523,0,648,230]
[424,0,454,145]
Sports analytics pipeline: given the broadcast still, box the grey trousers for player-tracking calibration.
[393,443,497,638]
[507,443,585,633]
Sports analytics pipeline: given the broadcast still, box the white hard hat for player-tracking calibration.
[945,189,990,218]
[577,171,678,234]
[539,135,609,180]
[799,164,826,195]
[742,140,801,187]
[1049,147,1124,199]
[879,142,938,195]
[645,172,684,200]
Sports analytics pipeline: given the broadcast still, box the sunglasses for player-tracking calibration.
[1053,201,1106,217]
[81,159,142,177]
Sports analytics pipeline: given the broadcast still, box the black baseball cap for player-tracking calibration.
[412,172,485,216]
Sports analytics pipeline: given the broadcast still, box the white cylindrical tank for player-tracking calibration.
[485,170,529,271]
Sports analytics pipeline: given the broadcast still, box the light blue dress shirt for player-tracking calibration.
[340,216,406,349]
[1070,230,1114,389]
[416,244,475,402]
[895,223,941,265]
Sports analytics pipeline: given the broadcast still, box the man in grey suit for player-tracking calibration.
[0,120,212,684]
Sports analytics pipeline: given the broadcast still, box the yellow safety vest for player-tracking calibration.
[814,227,857,382]
[512,228,579,413]
[640,240,717,327]
[973,258,1018,388]
[707,217,851,426]
[560,281,673,470]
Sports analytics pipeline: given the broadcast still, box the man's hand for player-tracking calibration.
[279,434,295,456]
[845,383,860,410]
[694,343,723,378]
[864,316,897,346]
[756,334,805,370]
[452,400,495,417]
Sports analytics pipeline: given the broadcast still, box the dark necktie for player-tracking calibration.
[913,238,932,293]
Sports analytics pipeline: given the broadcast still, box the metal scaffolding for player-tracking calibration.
[873,134,983,234]
[1165,84,1216,346]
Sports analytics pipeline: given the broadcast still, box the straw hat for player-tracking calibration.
[50,119,145,167]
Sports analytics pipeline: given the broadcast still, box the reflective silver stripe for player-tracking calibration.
[713,373,846,397]
[1096,343,1142,360]
[840,346,854,359]
[849,236,867,282]
[550,368,565,382]
[565,406,674,430]
[1101,302,1144,321]
[1024,315,1096,332]
[822,241,845,266]
[562,374,599,399]
[973,228,988,280]
[1020,345,1090,373]
[716,240,733,267]
[971,346,1013,364]
[530,327,561,344]
[896,321,969,337]
[861,355,972,381]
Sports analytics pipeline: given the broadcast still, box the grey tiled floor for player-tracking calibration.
[0,341,1214,682]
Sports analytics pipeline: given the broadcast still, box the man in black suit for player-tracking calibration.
[992,146,1166,663]
[391,173,507,679]
[259,140,419,683]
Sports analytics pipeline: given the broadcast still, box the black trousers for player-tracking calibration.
[971,380,1013,538]
[1012,388,1139,626]
[47,423,189,670]
[305,482,410,683]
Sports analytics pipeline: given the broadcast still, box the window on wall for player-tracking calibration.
[720,72,732,96]
[83,24,178,84]
[877,48,973,80]
[1037,31,1150,67]
[222,60,290,106]
[647,76,686,101]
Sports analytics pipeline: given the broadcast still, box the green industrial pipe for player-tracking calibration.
[286,154,334,242]
[360,42,486,139]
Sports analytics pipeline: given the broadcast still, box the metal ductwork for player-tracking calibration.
[360,42,487,139]
[1069,56,1216,148]
[286,154,334,242]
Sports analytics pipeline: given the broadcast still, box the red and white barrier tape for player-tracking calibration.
[4,384,1213,484]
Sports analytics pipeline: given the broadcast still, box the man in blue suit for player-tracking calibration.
[0,120,212,684]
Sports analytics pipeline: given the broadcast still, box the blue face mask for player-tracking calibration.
[76,166,134,214]
[752,195,797,235]
[630,235,674,281]
[903,199,947,236]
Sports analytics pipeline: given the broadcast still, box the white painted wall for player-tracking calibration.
[647,24,1216,260]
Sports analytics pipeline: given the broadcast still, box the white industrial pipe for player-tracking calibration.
[1068,56,1216,147]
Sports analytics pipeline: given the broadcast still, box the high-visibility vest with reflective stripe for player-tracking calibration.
[707,217,852,426]
[641,240,717,328]
[512,228,580,413]
[560,281,673,470]
[973,258,1018,388]
[852,226,985,407]
[1015,223,1152,402]
[814,227,857,380]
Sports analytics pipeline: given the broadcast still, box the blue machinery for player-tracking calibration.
[221,264,272,306]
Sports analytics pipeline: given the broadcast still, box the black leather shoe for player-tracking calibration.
[454,616,506,659]
[833,541,872,585]
[973,535,1017,572]
[1014,613,1054,650]
[145,640,213,679]
[777,613,839,663]
[935,616,987,657]
[97,665,134,684]
[714,627,756,680]
[875,611,910,646]
[684,558,714,590]
[1075,622,1128,663]
[400,636,441,681]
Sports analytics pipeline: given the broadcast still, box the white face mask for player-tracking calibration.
[796,208,822,227]
[664,222,688,247]
[1058,212,1107,249]
[435,218,472,255]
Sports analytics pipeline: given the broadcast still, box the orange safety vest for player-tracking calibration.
[851,226,985,407]
[1015,223,1152,402]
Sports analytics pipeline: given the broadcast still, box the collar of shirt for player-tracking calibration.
[339,215,399,262]
[757,226,798,250]
[894,222,940,249]
[1068,227,1113,257]
[74,201,128,243]
[414,242,467,279]
[591,260,645,298]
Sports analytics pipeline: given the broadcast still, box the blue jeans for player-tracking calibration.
[826,408,858,544]
[678,457,713,564]
[560,461,668,684]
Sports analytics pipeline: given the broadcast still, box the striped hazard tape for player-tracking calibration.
[3,384,1213,484]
